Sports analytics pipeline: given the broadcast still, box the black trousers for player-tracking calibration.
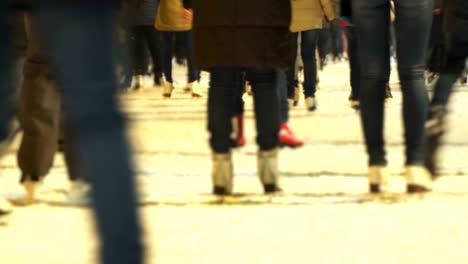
[129,25,163,80]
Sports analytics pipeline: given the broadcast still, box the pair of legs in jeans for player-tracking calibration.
[353,0,433,193]
[209,67,282,194]
[0,3,142,264]
[160,30,201,97]
[130,25,163,89]
[287,30,319,111]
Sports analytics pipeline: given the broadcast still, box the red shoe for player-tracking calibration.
[231,115,246,148]
[278,123,303,148]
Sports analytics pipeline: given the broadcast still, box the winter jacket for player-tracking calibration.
[290,0,336,32]
[155,0,191,31]
[127,0,158,26]
[188,0,293,70]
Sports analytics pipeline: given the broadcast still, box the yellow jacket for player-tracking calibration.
[290,0,336,32]
[155,0,192,31]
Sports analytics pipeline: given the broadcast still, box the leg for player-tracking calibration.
[178,31,199,83]
[37,4,142,263]
[160,31,174,83]
[18,14,61,186]
[208,67,240,194]
[301,29,320,111]
[393,0,433,165]
[249,69,282,192]
[286,33,299,100]
[142,26,163,84]
[353,0,390,166]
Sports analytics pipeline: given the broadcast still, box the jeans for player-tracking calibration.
[130,25,162,80]
[1,4,143,264]
[209,67,280,153]
[353,0,433,166]
[432,32,468,107]
[343,27,360,100]
[287,30,320,99]
[160,30,199,83]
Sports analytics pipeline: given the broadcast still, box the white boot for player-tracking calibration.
[368,166,389,193]
[187,81,203,97]
[0,197,12,225]
[305,97,317,111]
[405,166,432,193]
[257,148,282,193]
[212,152,234,195]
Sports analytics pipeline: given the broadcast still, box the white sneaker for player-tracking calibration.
[162,81,174,98]
[187,81,203,97]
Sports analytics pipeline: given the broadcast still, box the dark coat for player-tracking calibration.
[187,0,293,70]
[444,0,468,33]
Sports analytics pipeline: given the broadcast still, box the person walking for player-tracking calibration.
[187,0,292,195]
[288,0,336,111]
[425,0,468,176]
[353,0,434,193]
[127,0,163,91]
[156,0,202,97]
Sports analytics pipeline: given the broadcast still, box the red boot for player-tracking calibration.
[231,115,246,147]
[278,123,304,148]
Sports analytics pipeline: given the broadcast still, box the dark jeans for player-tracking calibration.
[209,67,280,153]
[1,4,143,264]
[344,27,360,100]
[160,30,199,83]
[287,29,319,98]
[353,0,433,166]
[432,32,468,107]
[129,25,162,79]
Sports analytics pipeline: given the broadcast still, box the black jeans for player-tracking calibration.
[129,25,162,80]
[1,4,143,264]
[353,0,433,166]
[344,27,360,100]
[431,32,468,107]
[160,30,199,83]
[287,30,320,98]
[209,67,280,153]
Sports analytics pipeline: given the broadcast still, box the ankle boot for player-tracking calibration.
[368,166,389,193]
[212,152,234,195]
[257,148,282,193]
[405,166,432,193]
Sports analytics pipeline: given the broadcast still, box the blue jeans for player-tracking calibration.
[287,30,319,98]
[160,30,199,83]
[353,0,433,166]
[1,4,143,264]
[209,68,280,153]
